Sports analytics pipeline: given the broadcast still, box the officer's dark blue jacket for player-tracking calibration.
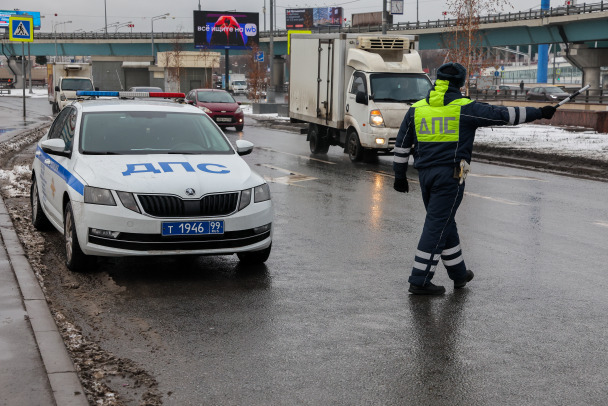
[393,79,543,178]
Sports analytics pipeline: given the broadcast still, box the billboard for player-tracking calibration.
[194,11,259,50]
[286,7,343,29]
[0,10,42,30]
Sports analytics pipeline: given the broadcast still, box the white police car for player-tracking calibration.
[31,91,273,271]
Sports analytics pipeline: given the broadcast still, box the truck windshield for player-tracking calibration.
[233,81,247,86]
[370,74,432,103]
[61,78,94,91]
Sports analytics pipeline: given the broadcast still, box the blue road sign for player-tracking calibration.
[9,16,33,42]
[255,51,264,62]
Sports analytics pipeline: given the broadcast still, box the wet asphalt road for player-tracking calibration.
[3,96,608,405]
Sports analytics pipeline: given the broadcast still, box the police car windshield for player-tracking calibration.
[80,111,234,155]
[370,74,433,103]
[61,78,94,91]
[197,91,235,103]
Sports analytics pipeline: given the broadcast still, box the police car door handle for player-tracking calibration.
[44,159,51,165]
[35,150,41,156]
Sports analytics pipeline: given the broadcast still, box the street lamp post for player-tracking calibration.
[151,13,169,65]
[54,20,72,61]
[114,21,133,32]
[104,0,108,36]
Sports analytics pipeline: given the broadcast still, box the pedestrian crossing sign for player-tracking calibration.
[9,16,34,42]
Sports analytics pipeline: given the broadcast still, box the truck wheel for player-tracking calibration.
[347,131,364,161]
[52,102,59,114]
[309,125,329,154]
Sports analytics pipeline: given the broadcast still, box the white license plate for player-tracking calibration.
[216,117,232,122]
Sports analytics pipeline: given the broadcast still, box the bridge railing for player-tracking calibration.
[1,1,606,40]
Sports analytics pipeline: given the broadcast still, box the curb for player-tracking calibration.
[0,195,89,406]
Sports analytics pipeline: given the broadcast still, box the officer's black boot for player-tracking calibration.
[408,282,446,295]
[454,270,474,289]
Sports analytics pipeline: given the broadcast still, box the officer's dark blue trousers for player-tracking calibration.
[409,165,468,286]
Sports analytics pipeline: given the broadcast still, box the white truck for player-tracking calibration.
[47,63,96,113]
[229,74,248,96]
[289,33,433,161]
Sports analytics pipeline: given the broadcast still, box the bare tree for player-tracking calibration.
[245,44,269,102]
[444,0,511,94]
[162,34,186,92]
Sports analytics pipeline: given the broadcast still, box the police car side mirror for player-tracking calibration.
[235,139,254,156]
[41,139,69,156]
[356,91,368,105]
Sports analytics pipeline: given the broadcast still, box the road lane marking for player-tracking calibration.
[463,192,529,206]
[258,147,336,165]
[257,163,317,186]
[369,170,528,206]
[468,173,548,182]
[594,221,608,228]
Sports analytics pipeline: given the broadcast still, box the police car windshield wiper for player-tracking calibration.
[82,151,124,155]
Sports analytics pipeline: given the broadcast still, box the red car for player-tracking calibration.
[185,89,244,131]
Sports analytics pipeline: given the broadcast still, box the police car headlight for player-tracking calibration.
[254,183,271,203]
[370,110,385,127]
[84,186,116,206]
[239,189,252,211]
[200,106,212,114]
[235,107,243,114]
[116,191,140,213]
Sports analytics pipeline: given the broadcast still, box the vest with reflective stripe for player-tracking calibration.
[412,97,473,143]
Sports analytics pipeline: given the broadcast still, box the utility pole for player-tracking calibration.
[268,0,275,103]
[382,0,387,34]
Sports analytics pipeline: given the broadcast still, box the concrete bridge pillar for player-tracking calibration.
[566,44,608,95]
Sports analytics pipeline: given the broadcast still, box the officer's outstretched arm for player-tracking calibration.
[464,102,543,128]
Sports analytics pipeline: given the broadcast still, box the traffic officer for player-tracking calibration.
[393,62,556,295]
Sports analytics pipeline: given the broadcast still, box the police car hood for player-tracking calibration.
[73,154,262,198]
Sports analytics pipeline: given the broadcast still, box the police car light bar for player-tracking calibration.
[76,91,186,98]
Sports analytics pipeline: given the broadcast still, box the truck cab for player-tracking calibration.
[48,63,95,113]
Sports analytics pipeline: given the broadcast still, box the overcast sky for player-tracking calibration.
[14,0,545,33]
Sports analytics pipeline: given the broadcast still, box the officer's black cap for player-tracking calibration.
[436,62,467,88]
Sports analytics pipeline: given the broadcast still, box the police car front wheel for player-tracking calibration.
[237,244,271,265]
[64,202,91,272]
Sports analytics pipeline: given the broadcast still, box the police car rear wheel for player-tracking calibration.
[347,131,364,161]
[64,202,89,272]
[237,244,271,265]
[30,178,51,230]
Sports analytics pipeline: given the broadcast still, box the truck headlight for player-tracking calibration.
[84,186,116,206]
[254,183,271,203]
[370,110,385,127]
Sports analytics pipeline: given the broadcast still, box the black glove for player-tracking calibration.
[394,178,409,193]
[540,105,556,119]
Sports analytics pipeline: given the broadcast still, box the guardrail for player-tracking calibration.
[0,1,606,40]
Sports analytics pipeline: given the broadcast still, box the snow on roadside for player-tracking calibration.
[0,165,31,197]
[476,124,608,162]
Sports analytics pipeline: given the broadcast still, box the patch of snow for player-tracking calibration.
[476,124,608,162]
[0,165,31,197]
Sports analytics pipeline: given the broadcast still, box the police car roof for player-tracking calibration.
[76,99,200,113]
